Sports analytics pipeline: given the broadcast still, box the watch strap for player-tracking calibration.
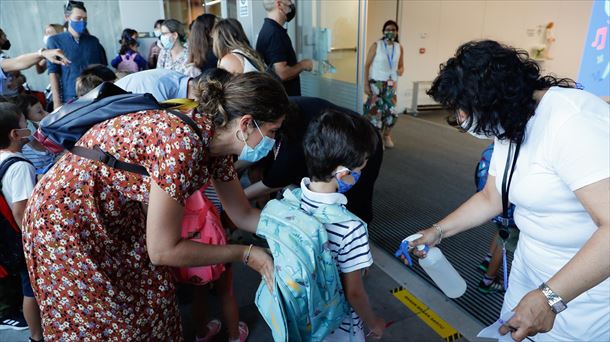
[539,282,567,314]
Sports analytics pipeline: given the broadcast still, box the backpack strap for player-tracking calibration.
[69,110,203,176]
[282,187,362,224]
[0,157,33,191]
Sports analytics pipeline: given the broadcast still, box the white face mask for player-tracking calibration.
[461,116,495,140]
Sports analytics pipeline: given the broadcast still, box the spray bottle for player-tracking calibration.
[396,233,467,298]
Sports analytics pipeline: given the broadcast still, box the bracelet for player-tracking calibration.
[432,223,444,244]
[38,48,46,58]
[243,244,254,265]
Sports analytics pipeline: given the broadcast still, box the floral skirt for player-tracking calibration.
[364,80,398,130]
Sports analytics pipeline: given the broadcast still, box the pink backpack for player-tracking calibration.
[174,185,227,285]
[117,53,140,73]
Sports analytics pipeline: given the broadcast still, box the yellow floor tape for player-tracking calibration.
[391,287,463,342]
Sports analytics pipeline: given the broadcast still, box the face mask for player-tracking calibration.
[1,40,11,50]
[334,168,361,193]
[384,32,396,41]
[70,19,87,35]
[461,115,494,140]
[160,34,175,50]
[153,30,161,38]
[285,2,296,22]
[237,121,276,162]
[26,120,37,142]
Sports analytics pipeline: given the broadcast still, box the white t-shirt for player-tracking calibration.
[489,87,609,340]
[0,151,36,208]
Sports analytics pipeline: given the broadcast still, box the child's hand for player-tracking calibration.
[367,316,386,339]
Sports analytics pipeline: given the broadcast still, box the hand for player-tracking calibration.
[301,59,313,72]
[409,226,442,258]
[499,289,556,341]
[367,316,386,339]
[364,84,372,96]
[245,246,275,292]
[42,49,71,66]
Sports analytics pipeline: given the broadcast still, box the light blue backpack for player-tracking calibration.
[255,188,358,342]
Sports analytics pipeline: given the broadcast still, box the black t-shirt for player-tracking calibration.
[256,18,301,96]
[262,97,384,223]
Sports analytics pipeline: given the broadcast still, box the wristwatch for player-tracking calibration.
[38,48,47,57]
[538,282,567,314]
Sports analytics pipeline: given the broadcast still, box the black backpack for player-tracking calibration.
[0,157,33,274]
[35,82,202,176]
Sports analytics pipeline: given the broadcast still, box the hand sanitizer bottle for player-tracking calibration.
[404,233,467,298]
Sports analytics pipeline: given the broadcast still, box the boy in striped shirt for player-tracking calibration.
[301,109,385,341]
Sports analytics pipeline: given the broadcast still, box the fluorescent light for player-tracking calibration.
[204,0,222,6]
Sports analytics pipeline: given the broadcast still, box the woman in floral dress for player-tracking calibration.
[22,71,288,340]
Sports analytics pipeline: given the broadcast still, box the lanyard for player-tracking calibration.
[383,41,395,71]
[499,140,522,291]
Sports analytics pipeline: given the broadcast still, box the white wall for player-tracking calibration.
[119,0,164,34]
[390,0,594,111]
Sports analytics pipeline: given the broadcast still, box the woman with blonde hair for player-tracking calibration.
[212,18,265,74]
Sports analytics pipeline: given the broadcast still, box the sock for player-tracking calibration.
[484,253,492,262]
[482,275,495,286]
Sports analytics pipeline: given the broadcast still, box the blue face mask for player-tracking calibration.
[334,168,361,193]
[238,120,276,162]
[70,19,87,35]
[160,34,175,50]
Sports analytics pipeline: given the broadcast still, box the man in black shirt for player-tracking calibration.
[244,97,383,223]
[256,0,313,96]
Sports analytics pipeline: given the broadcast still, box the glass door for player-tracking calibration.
[297,0,367,113]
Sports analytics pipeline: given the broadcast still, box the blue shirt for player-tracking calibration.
[0,53,18,96]
[114,68,190,101]
[47,32,107,102]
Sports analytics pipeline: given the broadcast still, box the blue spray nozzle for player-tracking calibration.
[395,240,414,266]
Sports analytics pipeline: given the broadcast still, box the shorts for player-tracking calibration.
[20,269,34,298]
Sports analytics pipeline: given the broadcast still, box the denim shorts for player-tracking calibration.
[19,269,34,298]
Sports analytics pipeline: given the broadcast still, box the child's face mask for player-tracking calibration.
[333,168,361,193]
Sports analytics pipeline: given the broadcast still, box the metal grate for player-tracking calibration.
[368,114,513,326]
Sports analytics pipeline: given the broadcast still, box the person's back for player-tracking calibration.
[115,68,190,101]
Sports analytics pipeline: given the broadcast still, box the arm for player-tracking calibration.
[0,49,69,73]
[11,200,28,230]
[364,43,377,95]
[110,55,121,69]
[146,180,274,286]
[272,59,313,81]
[500,178,610,341]
[135,54,148,70]
[50,72,62,109]
[341,271,385,339]
[411,173,503,249]
[397,44,404,76]
[244,180,282,201]
[218,53,245,74]
[213,177,261,233]
[35,59,47,74]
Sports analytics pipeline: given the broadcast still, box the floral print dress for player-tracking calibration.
[22,109,235,341]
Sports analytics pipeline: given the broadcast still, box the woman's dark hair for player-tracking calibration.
[0,102,22,149]
[193,69,289,128]
[81,64,117,82]
[188,14,216,69]
[427,40,577,143]
[382,20,399,43]
[162,19,187,44]
[303,109,377,182]
[154,19,164,29]
[119,28,138,55]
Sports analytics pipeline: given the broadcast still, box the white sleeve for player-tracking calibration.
[4,161,36,204]
[337,220,373,274]
[550,112,610,191]
[488,137,502,177]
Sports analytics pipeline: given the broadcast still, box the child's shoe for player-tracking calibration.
[477,259,490,273]
[195,319,222,342]
[477,278,504,294]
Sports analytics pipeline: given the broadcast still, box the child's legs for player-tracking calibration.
[486,242,503,278]
[323,327,365,342]
[215,267,240,339]
[20,270,42,340]
[192,284,211,338]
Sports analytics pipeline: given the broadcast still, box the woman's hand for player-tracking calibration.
[245,246,275,291]
[499,289,556,341]
[367,316,386,339]
[408,226,442,258]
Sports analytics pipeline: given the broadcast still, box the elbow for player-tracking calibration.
[148,246,175,266]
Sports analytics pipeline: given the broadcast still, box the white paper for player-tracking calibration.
[477,311,516,341]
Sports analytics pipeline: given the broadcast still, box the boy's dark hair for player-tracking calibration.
[81,64,117,82]
[75,74,103,97]
[8,94,40,119]
[303,110,377,182]
[0,103,22,149]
